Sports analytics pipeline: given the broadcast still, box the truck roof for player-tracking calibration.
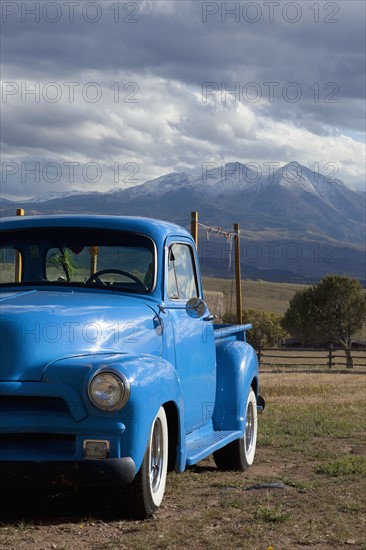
[0,214,193,243]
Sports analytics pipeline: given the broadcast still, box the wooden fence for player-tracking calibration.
[257,347,366,369]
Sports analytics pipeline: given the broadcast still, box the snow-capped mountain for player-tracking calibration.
[27,190,101,203]
[3,161,364,240]
[1,161,364,282]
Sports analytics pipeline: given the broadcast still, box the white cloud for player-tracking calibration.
[1,1,365,199]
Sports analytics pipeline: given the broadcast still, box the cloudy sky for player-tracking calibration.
[1,0,365,199]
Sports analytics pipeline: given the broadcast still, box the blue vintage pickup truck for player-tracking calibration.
[0,215,264,518]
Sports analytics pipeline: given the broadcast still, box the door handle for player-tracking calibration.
[203,314,216,322]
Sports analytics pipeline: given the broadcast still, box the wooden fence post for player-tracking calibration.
[14,208,24,282]
[328,344,333,369]
[89,246,98,276]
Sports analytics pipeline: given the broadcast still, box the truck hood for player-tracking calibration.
[0,289,163,381]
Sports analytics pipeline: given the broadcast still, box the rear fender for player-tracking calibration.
[213,341,259,431]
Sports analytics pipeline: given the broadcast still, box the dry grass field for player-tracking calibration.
[203,277,366,340]
[202,277,310,315]
[1,372,365,550]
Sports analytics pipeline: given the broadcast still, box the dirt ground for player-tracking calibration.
[0,457,290,550]
[0,458,312,550]
[1,372,365,550]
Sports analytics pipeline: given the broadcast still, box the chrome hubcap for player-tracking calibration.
[150,418,164,493]
[245,401,254,455]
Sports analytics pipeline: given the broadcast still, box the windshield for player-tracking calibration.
[0,227,155,293]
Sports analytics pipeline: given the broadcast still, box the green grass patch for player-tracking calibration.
[254,504,289,523]
[260,403,362,445]
[279,478,313,492]
[316,455,366,477]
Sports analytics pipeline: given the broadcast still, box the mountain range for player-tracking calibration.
[1,161,365,283]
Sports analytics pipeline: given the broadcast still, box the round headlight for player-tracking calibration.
[88,371,130,411]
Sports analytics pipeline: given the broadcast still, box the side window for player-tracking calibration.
[0,247,17,283]
[168,243,198,301]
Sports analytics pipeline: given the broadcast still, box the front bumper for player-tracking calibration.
[0,457,136,489]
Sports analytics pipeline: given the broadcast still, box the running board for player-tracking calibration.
[186,429,242,466]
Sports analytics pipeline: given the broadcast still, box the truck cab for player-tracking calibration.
[0,215,264,518]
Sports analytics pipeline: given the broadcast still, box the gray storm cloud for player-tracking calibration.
[1,0,365,199]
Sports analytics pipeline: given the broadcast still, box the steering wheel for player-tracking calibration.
[85,269,148,290]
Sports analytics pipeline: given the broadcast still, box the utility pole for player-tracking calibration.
[234,223,242,324]
[191,211,198,249]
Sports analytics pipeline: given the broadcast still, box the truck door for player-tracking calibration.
[166,241,216,433]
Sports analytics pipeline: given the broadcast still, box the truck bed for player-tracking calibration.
[213,323,252,343]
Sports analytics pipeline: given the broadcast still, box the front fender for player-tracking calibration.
[213,341,259,431]
[44,352,186,473]
[110,354,186,472]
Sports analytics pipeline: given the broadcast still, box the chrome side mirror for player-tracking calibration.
[186,297,207,319]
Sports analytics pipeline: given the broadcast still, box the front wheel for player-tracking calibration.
[213,389,258,471]
[127,406,168,519]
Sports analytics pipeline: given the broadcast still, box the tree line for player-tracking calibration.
[224,275,366,368]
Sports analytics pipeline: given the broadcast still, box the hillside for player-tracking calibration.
[2,162,365,283]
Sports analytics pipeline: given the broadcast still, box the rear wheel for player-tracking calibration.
[213,389,258,471]
[127,406,168,518]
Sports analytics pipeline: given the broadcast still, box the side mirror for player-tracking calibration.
[186,297,208,319]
